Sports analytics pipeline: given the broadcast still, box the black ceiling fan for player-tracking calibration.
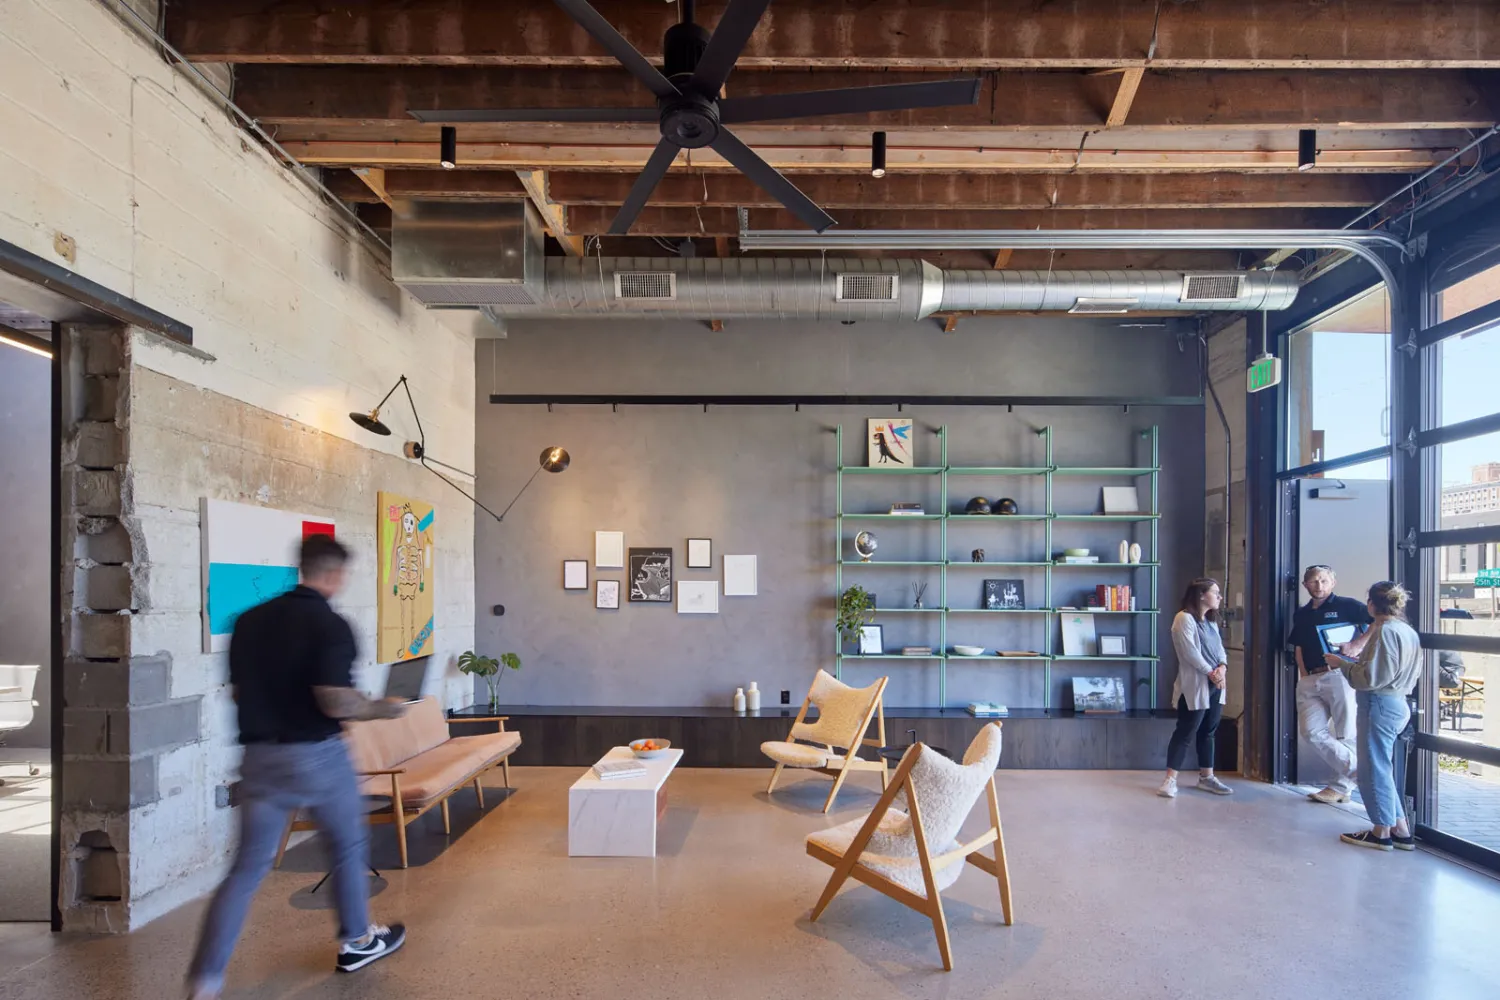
[409,0,980,235]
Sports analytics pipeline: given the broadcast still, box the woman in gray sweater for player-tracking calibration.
[1326,581,1422,851]
[1157,578,1232,798]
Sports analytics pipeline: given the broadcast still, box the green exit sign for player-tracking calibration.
[1247,354,1282,393]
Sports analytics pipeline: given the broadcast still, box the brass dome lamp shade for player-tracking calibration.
[350,376,568,522]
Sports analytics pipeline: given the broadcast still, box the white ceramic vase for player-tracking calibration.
[1129,542,1142,564]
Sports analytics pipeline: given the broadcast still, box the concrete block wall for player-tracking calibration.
[2,0,479,928]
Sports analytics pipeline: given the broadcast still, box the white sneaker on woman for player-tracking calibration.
[1197,775,1233,795]
[1157,776,1177,798]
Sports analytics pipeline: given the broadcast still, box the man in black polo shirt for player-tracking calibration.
[187,535,407,999]
[1289,564,1373,805]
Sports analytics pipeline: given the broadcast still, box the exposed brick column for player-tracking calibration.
[57,324,203,932]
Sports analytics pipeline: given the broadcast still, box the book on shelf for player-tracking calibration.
[967,701,1009,717]
[592,760,648,781]
[901,645,933,656]
[1056,555,1100,564]
[888,503,926,516]
[1093,584,1133,612]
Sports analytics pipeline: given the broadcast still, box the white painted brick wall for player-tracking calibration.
[2,0,479,925]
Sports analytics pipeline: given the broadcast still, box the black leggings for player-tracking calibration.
[1166,687,1222,771]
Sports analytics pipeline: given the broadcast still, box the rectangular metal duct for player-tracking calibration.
[393,201,543,307]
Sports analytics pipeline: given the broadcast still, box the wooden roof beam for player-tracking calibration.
[166,1,1500,69]
[325,168,527,201]
[516,171,585,257]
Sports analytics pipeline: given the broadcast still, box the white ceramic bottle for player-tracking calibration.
[747,681,761,711]
[1118,539,1129,564]
[734,687,747,713]
[1129,542,1143,564]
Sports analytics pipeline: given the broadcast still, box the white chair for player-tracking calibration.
[761,670,888,813]
[804,723,1012,971]
[0,664,42,787]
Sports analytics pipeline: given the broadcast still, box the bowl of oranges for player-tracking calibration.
[629,738,672,759]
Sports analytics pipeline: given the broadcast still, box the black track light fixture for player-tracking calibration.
[1298,129,1317,172]
[871,131,887,179]
[440,126,457,170]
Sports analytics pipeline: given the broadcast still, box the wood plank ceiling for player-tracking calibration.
[165,1,1500,268]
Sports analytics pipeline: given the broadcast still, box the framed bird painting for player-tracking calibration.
[867,418,914,467]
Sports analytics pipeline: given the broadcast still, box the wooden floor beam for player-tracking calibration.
[516,171,584,257]
[167,1,1500,69]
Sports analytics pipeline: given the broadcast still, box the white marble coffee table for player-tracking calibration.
[568,746,684,858]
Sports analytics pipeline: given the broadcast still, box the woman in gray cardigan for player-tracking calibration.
[1326,581,1422,851]
[1157,578,1232,798]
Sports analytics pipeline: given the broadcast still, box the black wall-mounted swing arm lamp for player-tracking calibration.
[350,376,569,522]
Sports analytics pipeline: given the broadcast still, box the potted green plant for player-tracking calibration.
[458,650,521,710]
[836,585,876,653]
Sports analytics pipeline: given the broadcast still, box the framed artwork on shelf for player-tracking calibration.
[687,538,712,568]
[562,560,588,590]
[596,579,620,610]
[678,580,720,614]
[628,547,673,603]
[867,417,914,467]
[1060,611,1098,656]
[857,624,885,655]
[595,530,625,568]
[724,554,758,596]
[1101,486,1141,514]
[1072,676,1126,713]
[983,579,1025,610]
[1099,635,1129,656]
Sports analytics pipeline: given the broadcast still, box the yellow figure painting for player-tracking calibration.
[377,492,435,661]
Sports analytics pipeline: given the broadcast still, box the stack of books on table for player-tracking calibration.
[592,760,648,781]
[888,503,926,516]
[967,702,1009,717]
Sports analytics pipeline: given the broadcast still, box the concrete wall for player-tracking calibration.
[476,318,1205,711]
[0,346,50,746]
[1,0,475,928]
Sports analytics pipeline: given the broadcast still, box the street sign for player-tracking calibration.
[1247,354,1282,393]
[1477,569,1500,587]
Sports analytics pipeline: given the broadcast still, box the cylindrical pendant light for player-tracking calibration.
[1298,129,1317,172]
[871,131,887,179]
[440,126,457,170]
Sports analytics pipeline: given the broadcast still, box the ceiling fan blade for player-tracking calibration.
[609,138,681,235]
[688,0,772,95]
[709,128,835,234]
[410,107,658,124]
[553,0,679,100]
[720,77,982,124]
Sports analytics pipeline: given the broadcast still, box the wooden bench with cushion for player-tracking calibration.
[274,696,521,869]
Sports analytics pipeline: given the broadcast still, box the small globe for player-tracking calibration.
[994,497,1019,515]
[853,530,879,561]
[964,497,993,515]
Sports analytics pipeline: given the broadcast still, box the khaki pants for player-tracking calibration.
[1298,669,1357,794]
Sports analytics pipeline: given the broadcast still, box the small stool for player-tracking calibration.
[310,794,391,892]
[878,729,949,764]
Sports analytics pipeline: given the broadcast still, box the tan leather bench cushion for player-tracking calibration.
[356,728,523,806]
[344,696,450,773]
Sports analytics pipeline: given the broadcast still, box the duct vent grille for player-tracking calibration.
[1181,274,1246,302]
[836,273,899,301]
[401,282,537,306]
[614,272,677,300]
[1069,297,1138,314]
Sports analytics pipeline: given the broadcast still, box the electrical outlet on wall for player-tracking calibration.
[781,689,790,705]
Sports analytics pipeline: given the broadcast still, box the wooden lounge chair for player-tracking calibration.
[805,723,1012,971]
[761,670,888,812]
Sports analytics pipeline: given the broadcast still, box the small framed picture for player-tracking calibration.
[983,579,1025,610]
[687,538,712,569]
[563,560,588,590]
[596,579,620,610]
[1099,635,1129,656]
[857,624,885,655]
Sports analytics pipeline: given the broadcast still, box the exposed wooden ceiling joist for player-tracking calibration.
[165,1,1500,69]
[233,65,1499,132]
[561,206,1345,237]
[543,171,1393,209]
[326,169,528,201]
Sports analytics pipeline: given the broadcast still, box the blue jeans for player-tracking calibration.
[1355,690,1411,829]
[188,738,370,993]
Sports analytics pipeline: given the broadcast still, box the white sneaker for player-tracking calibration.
[1157,776,1177,798]
[1309,786,1350,804]
[1197,775,1233,796]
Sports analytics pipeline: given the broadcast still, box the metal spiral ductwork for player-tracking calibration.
[392,202,1302,319]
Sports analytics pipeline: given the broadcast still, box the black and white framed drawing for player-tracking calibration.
[628,547,673,603]
[687,538,712,569]
[596,579,620,609]
[857,624,885,655]
[983,579,1025,610]
[678,580,719,614]
[563,560,588,590]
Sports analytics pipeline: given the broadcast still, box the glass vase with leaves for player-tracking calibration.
[458,650,521,710]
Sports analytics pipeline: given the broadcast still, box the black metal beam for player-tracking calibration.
[1418,632,1500,656]
[0,324,52,355]
[1413,824,1500,872]
[489,394,1204,407]
[1418,524,1500,548]
[1244,311,1286,783]
[0,238,192,344]
[1414,732,1500,768]
[1417,410,1500,449]
[49,322,62,933]
[1277,445,1393,481]
[1417,297,1500,349]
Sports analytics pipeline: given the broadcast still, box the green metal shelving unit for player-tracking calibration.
[835,424,1163,710]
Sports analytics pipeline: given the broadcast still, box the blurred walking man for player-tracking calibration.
[187,535,407,999]
[1289,565,1373,805]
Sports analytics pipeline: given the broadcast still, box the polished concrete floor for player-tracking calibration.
[0,761,49,921]
[2,767,1499,999]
